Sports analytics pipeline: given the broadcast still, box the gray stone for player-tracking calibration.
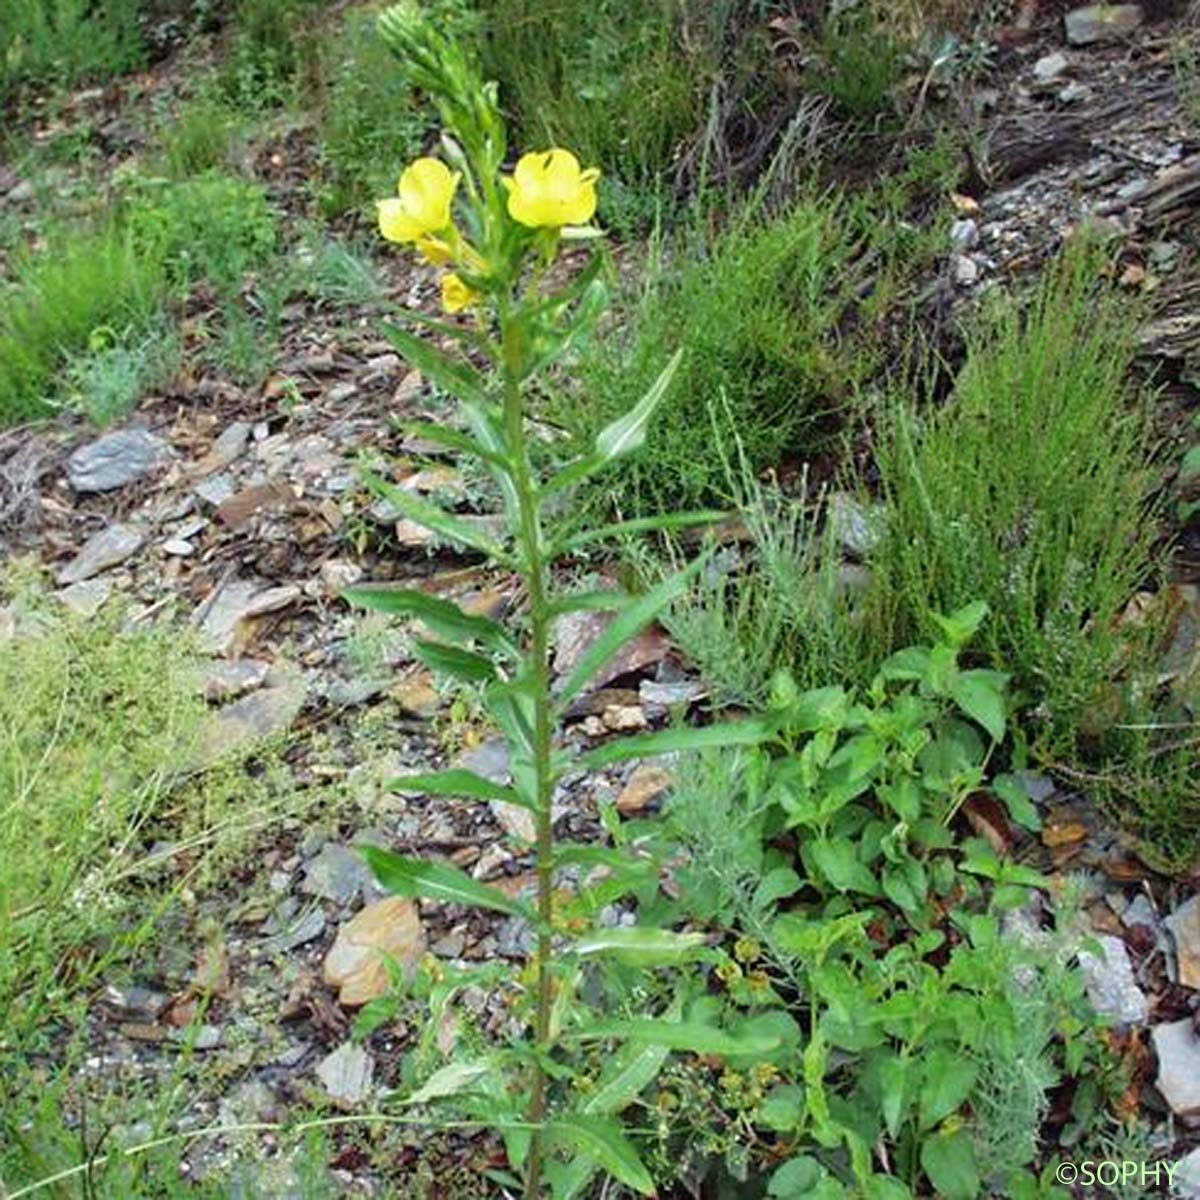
[199,579,299,655]
[953,254,980,286]
[1033,52,1069,81]
[1151,1019,1200,1119]
[1057,82,1092,103]
[300,843,373,906]
[950,218,979,251]
[457,739,511,785]
[263,906,326,954]
[218,1080,277,1127]
[1122,893,1157,931]
[828,492,886,557]
[162,538,194,557]
[57,524,144,584]
[194,679,306,766]
[101,983,169,1022]
[1078,934,1148,1024]
[194,473,236,508]
[170,1024,222,1051]
[1174,1147,1200,1198]
[53,578,113,618]
[1064,3,1143,45]
[66,430,167,493]
[316,1042,373,1106]
[1165,895,1200,990]
[201,658,270,702]
[209,421,251,469]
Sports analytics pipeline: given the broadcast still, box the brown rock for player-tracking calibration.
[323,897,425,1007]
[616,765,674,815]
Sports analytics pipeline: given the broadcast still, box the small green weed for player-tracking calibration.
[556,192,881,519]
[128,171,278,292]
[871,248,1162,752]
[297,230,386,306]
[59,320,181,426]
[158,91,245,178]
[218,0,321,111]
[814,9,905,121]
[0,223,165,427]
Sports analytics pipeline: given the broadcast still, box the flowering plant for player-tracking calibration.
[345,6,768,1196]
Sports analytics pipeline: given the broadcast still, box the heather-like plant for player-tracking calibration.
[346,7,767,1195]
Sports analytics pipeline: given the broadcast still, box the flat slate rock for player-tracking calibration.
[315,1042,373,1107]
[66,429,167,493]
[193,678,307,767]
[1064,3,1143,45]
[1151,1019,1200,1120]
[57,523,144,584]
[1078,934,1149,1025]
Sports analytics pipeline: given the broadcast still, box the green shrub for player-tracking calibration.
[554,193,880,519]
[60,321,181,426]
[128,171,278,290]
[0,225,165,427]
[158,91,245,178]
[870,249,1161,750]
[218,0,321,110]
[0,0,145,102]
[814,9,905,121]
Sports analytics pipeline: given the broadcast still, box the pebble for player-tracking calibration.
[1078,934,1149,1025]
[1151,1019,1200,1120]
[1032,52,1069,81]
[202,658,271,702]
[300,843,374,906]
[162,538,195,557]
[953,255,980,286]
[193,679,307,766]
[53,578,113,618]
[57,523,144,584]
[1174,1147,1200,1199]
[322,896,425,1006]
[263,906,326,955]
[66,429,167,493]
[1064,3,1143,45]
[315,1042,373,1107]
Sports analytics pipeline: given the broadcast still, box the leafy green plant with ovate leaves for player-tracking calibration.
[652,603,1112,1197]
[343,6,771,1195]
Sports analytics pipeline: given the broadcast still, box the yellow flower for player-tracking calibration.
[415,235,456,265]
[504,148,600,229]
[377,157,460,244]
[441,272,479,314]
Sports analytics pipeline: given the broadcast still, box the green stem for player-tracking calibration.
[498,300,556,1200]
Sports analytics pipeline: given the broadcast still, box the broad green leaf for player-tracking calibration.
[593,347,683,463]
[1180,443,1200,482]
[344,585,513,653]
[881,860,927,916]
[580,718,771,769]
[919,1129,979,1200]
[950,668,1008,742]
[808,837,879,896]
[930,601,989,649]
[567,1018,780,1057]
[769,1156,826,1197]
[753,867,803,909]
[363,847,533,920]
[878,1053,911,1139]
[556,563,697,705]
[387,768,530,810]
[875,646,931,684]
[866,1177,913,1199]
[362,469,508,562]
[413,639,498,684]
[993,774,1041,832]
[557,510,728,555]
[404,1059,493,1105]
[757,1084,806,1132]
[918,1048,977,1130]
[544,1118,655,1196]
[572,927,707,966]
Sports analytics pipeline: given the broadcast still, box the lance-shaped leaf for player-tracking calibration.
[413,639,499,684]
[398,419,510,472]
[387,768,532,810]
[565,1018,781,1057]
[363,469,509,562]
[544,1118,656,1196]
[556,563,697,705]
[344,585,513,654]
[383,321,491,409]
[556,510,728,556]
[388,307,496,356]
[364,847,534,920]
[593,348,683,464]
[572,927,708,966]
[403,1059,495,1106]
[580,718,771,769]
[547,590,630,617]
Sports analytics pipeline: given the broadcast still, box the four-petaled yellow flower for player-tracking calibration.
[441,273,479,314]
[377,157,460,245]
[504,149,600,229]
